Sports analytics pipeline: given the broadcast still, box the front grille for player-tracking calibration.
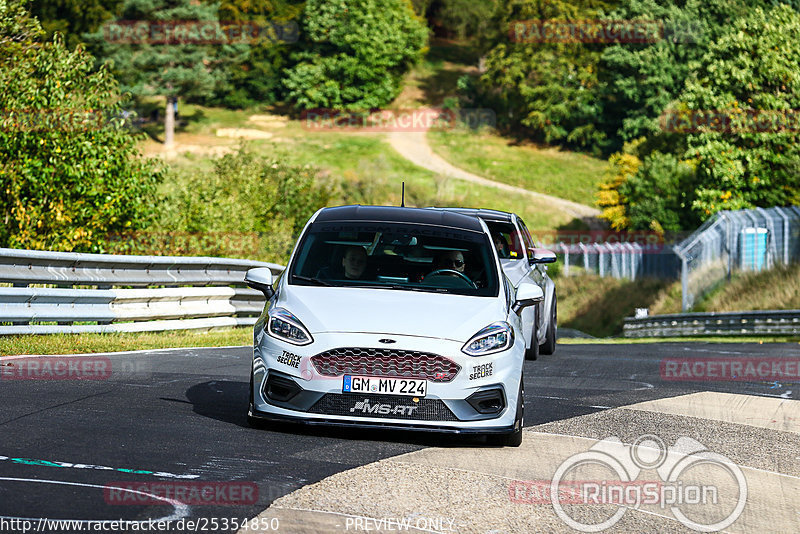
[308,393,458,421]
[311,347,460,382]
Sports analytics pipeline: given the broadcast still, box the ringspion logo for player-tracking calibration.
[542,435,747,532]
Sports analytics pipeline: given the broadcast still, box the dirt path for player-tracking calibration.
[386,130,601,222]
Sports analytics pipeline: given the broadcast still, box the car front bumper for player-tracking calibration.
[250,331,524,432]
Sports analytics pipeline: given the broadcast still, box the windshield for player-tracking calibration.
[289,221,499,297]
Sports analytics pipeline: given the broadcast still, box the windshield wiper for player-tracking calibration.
[292,274,333,286]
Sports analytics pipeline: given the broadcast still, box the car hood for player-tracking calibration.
[277,286,506,342]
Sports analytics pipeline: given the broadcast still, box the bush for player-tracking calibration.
[473,0,608,154]
[283,0,428,110]
[153,148,334,263]
[0,0,163,252]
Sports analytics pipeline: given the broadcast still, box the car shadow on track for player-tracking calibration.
[183,380,513,449]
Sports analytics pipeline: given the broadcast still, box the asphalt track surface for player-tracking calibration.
[0,342,797,533]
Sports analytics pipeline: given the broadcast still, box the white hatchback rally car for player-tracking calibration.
[245,206,548,446]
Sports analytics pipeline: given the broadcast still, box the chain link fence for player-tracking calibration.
[542,205,800,312]
[555,242,680,280]
[673,206,800,311]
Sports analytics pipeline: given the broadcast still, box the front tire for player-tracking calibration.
[247,368,262,428]
[488,378,524,447]
[540,295,557,356]
[525,305,539,361]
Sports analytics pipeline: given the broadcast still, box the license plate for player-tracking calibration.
[342,375,427,397]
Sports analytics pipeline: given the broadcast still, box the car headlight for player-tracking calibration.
[462,322,514,357]
[267,308,313,346]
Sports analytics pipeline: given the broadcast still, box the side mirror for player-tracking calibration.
[245,268,275,298]
[528,248,557,265]
[513,282,544,314]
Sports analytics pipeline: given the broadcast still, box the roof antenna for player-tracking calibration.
[401,182,405,207]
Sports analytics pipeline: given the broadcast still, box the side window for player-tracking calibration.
[517,218,535,252]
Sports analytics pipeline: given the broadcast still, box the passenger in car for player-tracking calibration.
[316,245,371,280]
[341,245,369,279]
[493,233,509,259]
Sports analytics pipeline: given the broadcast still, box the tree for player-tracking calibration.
[597,0,760,151]
[0,0,164,251]
[473,0,613,154]
[598,3,800,230]
[679,4,800,218]
[85,0,239,145]
[434,0,498,40]
[29,0,123,48]
[157,148,333,262]
[283,0,428,111]
[212,0,303,107]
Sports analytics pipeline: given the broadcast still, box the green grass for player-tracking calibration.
[557,274,675,338]
[277,132,576,231]
[156,122,577,236]
[693,263,800,312]
[0,329,251,356]
[427,129,608,207]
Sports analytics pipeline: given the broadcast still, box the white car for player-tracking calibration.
[245,206,553,446]
[427,208,557,359]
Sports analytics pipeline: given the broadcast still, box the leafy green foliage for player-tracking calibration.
[599,1,800,230]
[434,0,498,40]
[474,0,612,154]
[619,151,699,233]
[154,148,333,262]
[679,4,800,217]
[597,0,757,147]
[212,0,304,108]
[0,0,163,251]
[29,0,123,49]
[84,0,236,103]
[0,0,44,61]
[283,0,428,110]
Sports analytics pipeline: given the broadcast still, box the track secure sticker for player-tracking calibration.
[276,351,301,369]
[469,363,493,380]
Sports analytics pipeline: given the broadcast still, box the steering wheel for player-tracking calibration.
[423,269,478,289]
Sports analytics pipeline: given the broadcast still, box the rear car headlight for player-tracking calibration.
[462,322,514,357]
[267,308,313,346]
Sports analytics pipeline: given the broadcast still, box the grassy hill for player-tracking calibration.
[427,129,607,207]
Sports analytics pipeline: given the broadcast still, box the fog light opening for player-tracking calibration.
[264,374,302,403]
[467,388,506,415]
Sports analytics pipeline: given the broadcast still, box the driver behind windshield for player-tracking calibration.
[434,250,466,273]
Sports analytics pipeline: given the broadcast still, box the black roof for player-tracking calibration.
[426,207,514,223]
[315,205,486,232]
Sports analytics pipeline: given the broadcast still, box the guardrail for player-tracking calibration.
[0,248,284,335]
[623,310,800,337]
